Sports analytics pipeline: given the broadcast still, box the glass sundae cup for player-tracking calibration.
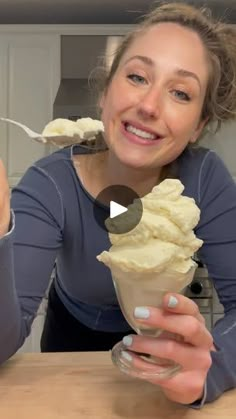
[111,264,196,380]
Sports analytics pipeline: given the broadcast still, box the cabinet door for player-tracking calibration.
[0,34,60,187]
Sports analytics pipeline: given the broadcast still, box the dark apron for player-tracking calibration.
[40,281,131,352]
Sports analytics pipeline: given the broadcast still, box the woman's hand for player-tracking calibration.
[121,293,214,405]
[0,160,10,237]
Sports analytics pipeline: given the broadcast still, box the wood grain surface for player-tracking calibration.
[0,352,235,419]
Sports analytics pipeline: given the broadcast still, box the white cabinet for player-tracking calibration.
[0,31,60,353]
[0,33,60,187]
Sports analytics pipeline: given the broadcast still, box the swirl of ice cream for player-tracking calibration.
[42,117,104,140]
[97,179,203,274]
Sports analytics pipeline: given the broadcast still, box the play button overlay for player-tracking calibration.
[110,201,127,218]
[94,185,143,234]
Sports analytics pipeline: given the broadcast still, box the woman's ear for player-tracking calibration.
[189,117,209,143]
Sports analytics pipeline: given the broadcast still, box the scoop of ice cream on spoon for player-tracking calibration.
[0,117,104,147]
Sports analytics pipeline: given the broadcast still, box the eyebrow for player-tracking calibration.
[124,55,202,91]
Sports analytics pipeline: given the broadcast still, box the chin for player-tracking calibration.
[117,154,155,170]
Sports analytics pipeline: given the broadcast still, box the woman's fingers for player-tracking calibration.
[123,294,213,404]
[121,347,208,403]
[163,292,205,323]
[121,334,210,404]
[122,334,212,371]
[133,305,213,349]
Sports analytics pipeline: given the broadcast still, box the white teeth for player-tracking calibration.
[126,124,156,140]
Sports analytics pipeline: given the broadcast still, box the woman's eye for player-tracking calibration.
[173,90,191,102]
[127,74,147,84]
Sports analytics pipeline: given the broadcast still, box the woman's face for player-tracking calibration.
[100,22,209,170]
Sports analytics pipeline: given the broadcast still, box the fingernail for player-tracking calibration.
[122,335,133,346]
[134,307,150,319]
[121,351,133,362]
[168,295,178,308]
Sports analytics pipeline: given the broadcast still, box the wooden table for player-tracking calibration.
[0,352,235,418]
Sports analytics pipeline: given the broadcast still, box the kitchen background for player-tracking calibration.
[0,0,235,352]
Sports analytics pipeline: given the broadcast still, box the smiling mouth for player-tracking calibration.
[124,122,162,141]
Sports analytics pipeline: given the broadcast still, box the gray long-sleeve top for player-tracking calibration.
[0,144,236,405]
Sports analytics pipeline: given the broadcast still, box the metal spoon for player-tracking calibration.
[0,117,96,148]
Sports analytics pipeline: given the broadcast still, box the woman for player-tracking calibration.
[0,1,236,408]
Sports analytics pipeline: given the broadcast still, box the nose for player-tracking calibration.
[137,87,161,119]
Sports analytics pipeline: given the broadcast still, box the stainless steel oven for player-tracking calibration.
[185,263,214,331]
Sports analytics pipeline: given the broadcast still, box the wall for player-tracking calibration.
[201,121,236,179]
